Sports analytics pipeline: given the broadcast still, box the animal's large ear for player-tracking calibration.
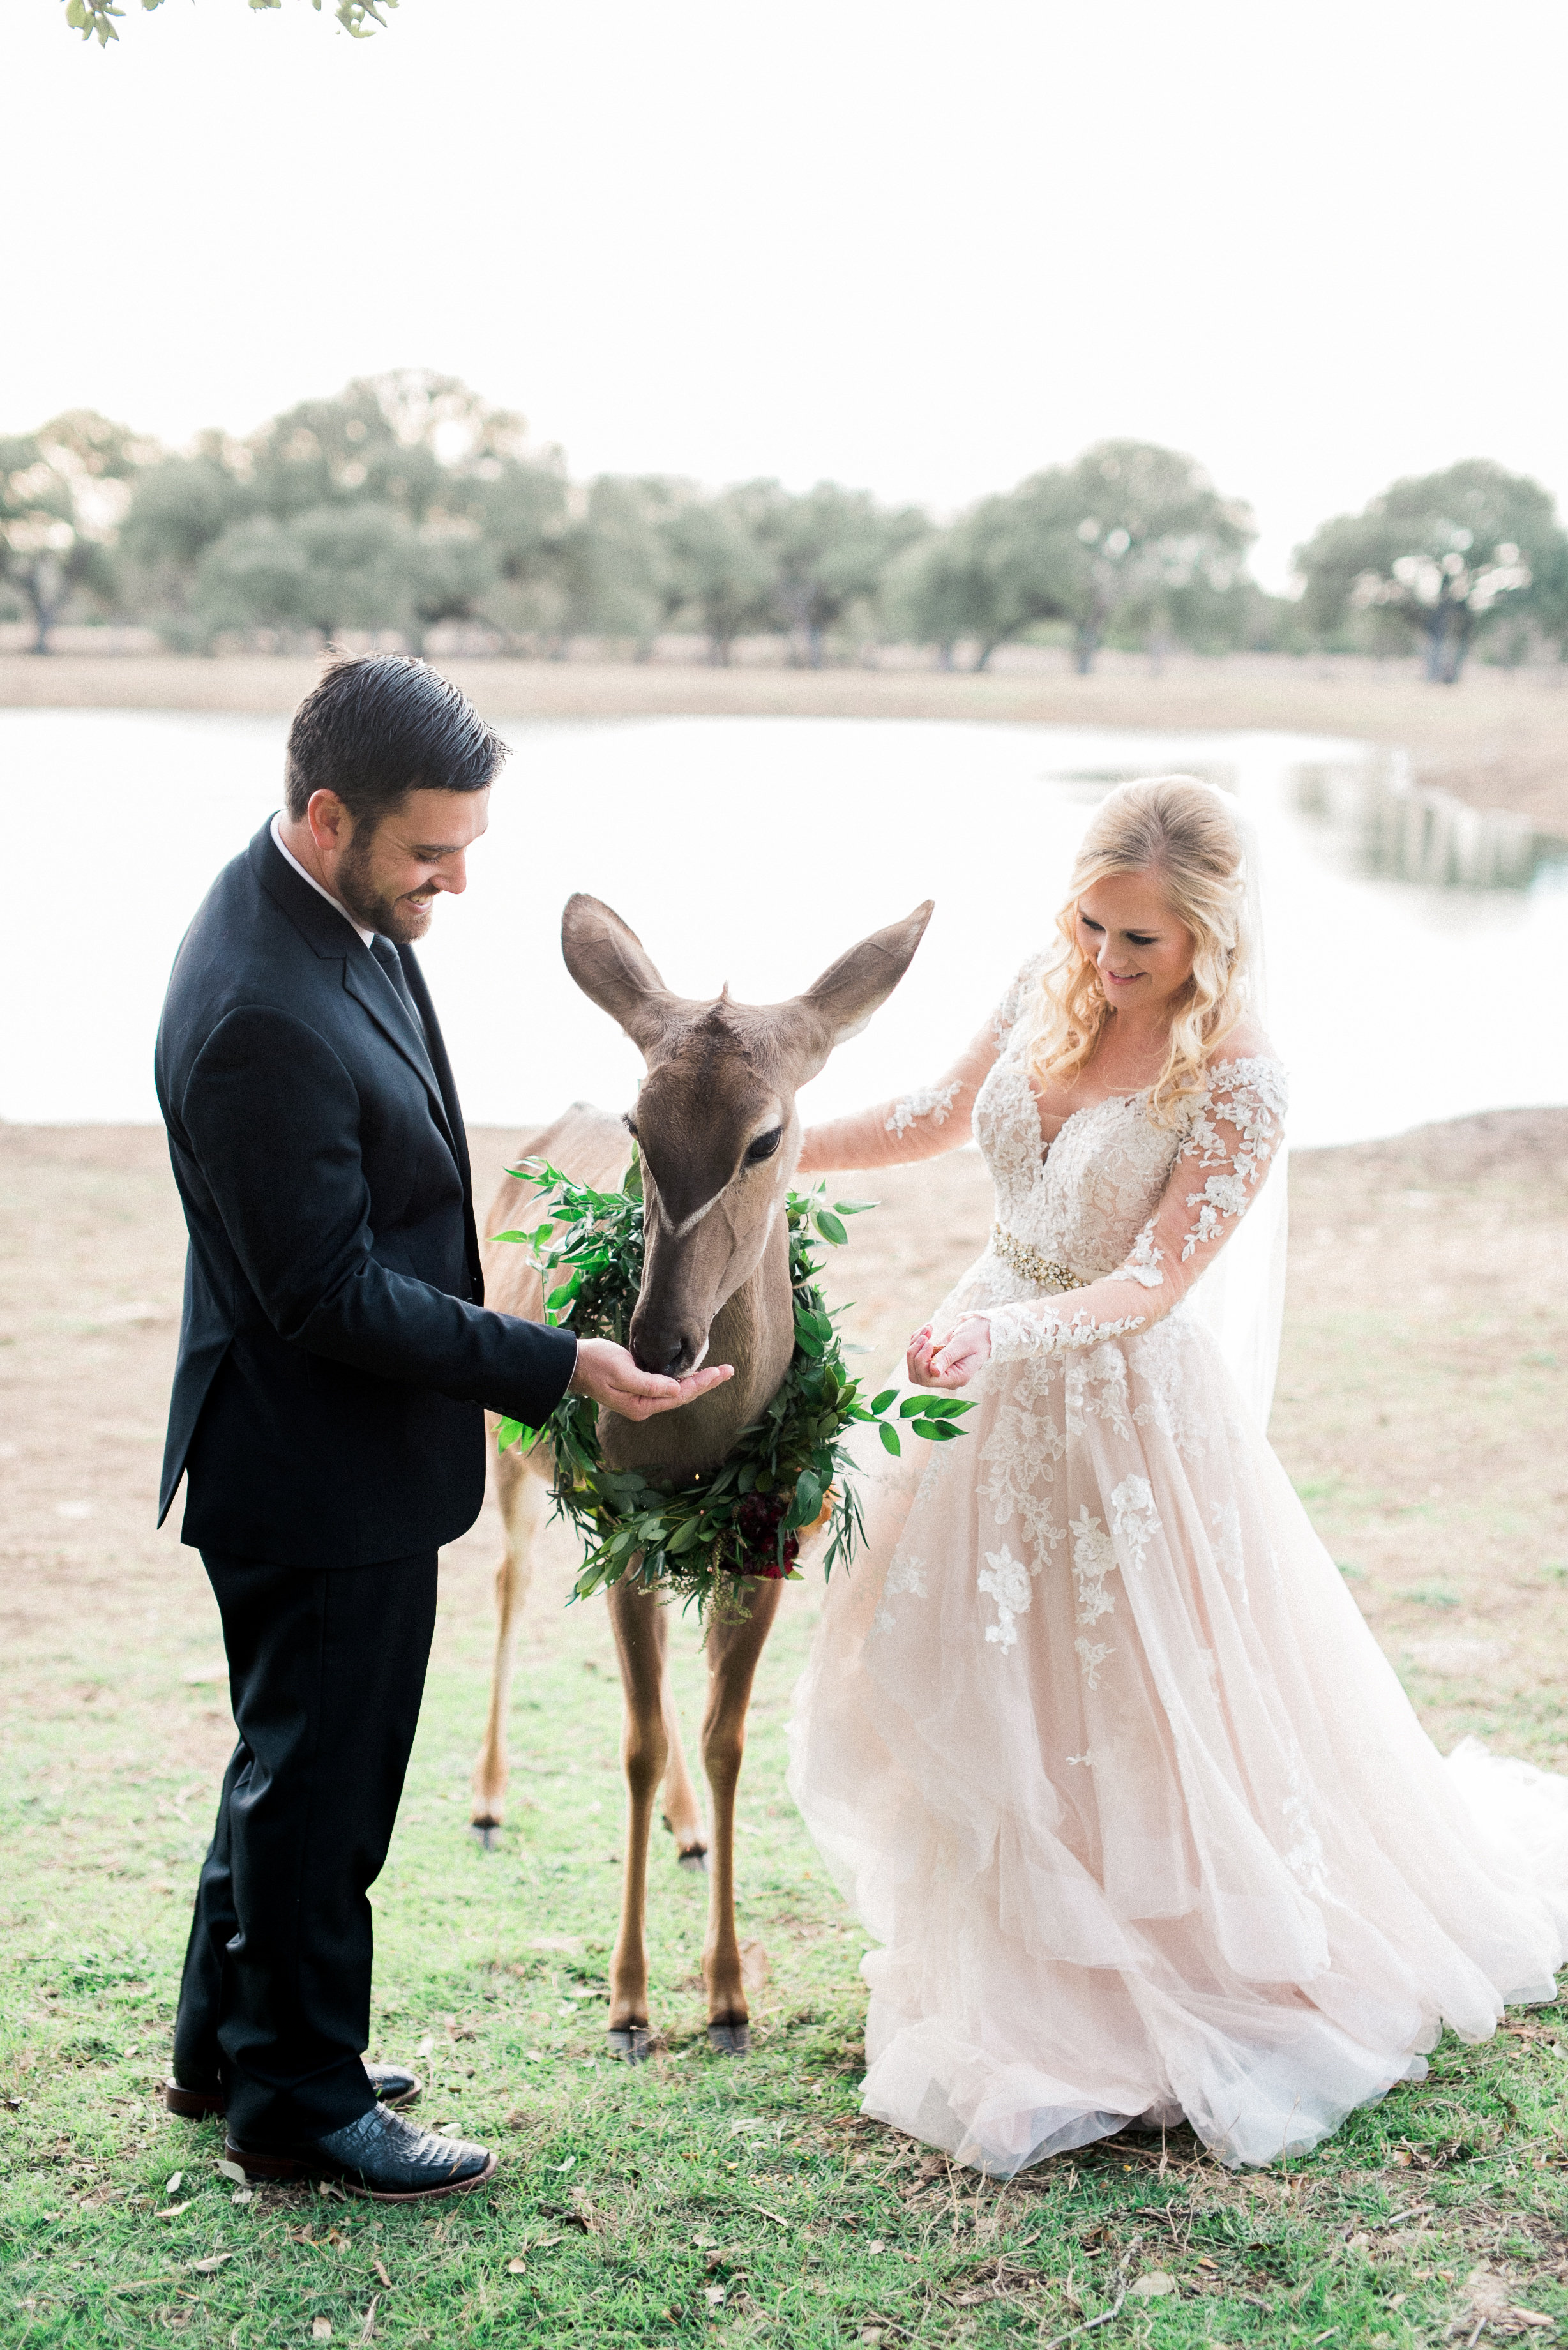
[785,901,935,1079]
[561,895,674,1054]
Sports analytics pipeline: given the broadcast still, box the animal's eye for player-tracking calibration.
[745,1128,783,1164]
[624,1116,638,1140]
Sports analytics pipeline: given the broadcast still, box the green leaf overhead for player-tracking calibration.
[62,0,396,45]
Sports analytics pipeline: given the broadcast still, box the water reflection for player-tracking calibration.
[1291,757,1565,891]
[1,708,1563,1142]
[1048,752,1564,893]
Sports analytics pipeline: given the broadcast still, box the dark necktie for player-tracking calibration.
[370,935,428,1048]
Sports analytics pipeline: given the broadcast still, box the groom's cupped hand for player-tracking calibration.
[568,1337,734,1421]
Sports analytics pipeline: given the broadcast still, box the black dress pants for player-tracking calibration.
[172,1547,438,2148]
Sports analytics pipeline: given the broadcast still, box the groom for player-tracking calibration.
[155,653,727,2199]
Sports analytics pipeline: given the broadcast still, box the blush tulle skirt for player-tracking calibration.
[787,1310,1568,2171]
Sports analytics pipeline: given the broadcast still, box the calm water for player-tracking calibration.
[3,708,1564,1149]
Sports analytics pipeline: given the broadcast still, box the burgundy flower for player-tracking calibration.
[733,1491,801,1580]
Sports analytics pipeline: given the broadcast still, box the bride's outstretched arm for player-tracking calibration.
[797,955,1042,1174]
[913,1056,1287,1385]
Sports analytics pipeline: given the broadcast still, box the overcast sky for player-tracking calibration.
[10,0,1566,590]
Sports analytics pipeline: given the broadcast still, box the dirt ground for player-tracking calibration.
[3,1111,1565,1770]
[1,649,1564,833]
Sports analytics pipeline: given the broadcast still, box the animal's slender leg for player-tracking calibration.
[700,1579,785,2052]
[660,1674,709,1868]
[605,1576,672,2059]
[469,1449,548,1845]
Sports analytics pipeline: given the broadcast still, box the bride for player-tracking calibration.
[787,775,1568,2172]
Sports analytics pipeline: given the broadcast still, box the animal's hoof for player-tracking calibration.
[471,1821,502,1852]
[607,2024,653,2065]
[707,2020,750,2057]
[677,1844,709,1874]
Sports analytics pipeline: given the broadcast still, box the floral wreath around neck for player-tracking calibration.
[492,1153,973,1618]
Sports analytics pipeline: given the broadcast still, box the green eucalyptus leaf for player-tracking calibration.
[497,1163,969,1618]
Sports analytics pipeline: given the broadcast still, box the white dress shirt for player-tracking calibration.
[269,813,375,948]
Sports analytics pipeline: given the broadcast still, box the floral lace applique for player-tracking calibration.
[1110,1476,1161,1573]
[1068,1506,1118,1626]
[1183,1171,1253,1256]
[978,1543,1032,1652]
[976,1358,1066,1567]
[1120,1216,1165,1289]
[1283,1761,1329,1896]
[1074,1636,1113,1690]
[1066,1344,1135,1442]
[1129,1319,1210,1462]
[1177,1059,1287,1262]
[1210,1500,1246,1593]
[990,953,1048,1047]
[916,1432,965,1508]
[886,1080,961,1139]
[872,1551,929,1637]
[988,1302,1147,1365]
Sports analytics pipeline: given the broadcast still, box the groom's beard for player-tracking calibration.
[336,830,434,946]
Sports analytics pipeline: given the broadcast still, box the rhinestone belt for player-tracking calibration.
[991,1224,1085,1294]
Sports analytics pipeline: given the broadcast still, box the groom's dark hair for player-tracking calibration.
[284,651,508,830]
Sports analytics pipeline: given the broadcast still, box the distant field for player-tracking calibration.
[3,648,1565,833]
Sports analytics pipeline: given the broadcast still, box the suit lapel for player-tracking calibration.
[403,950,483,1296]
[343,955,457,1155]
[250,820,466,1201]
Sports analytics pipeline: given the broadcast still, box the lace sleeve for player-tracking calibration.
[983,1056,1289,1361]
[797,952,1046,1173]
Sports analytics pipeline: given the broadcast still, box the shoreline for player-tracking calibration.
[3,649,1565,833]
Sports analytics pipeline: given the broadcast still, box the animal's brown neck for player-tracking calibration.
[598,1214,795,1480]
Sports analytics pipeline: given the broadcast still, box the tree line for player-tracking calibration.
[4,370,1566,682]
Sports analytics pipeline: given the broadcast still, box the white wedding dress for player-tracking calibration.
[787,956,1568,2171]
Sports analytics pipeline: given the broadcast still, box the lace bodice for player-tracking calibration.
[799,951,1288,1363]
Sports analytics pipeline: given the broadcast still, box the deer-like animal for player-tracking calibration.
[471,891,932,2058]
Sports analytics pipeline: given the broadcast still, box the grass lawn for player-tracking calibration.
[3,1114,1567,2347]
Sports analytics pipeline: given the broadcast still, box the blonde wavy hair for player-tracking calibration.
[1027,775,1253,1125]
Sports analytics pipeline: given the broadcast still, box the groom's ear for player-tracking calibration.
[561,894,676,1056]
[779,900,935,1082]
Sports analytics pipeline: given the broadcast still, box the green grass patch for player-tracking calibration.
[7,1570,1568,2347]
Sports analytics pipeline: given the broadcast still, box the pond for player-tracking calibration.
[3,708,1564,1149]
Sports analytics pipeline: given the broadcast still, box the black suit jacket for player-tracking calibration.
[155,821,576,1568]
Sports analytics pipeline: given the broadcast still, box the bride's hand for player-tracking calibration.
[907,1315,991,1390]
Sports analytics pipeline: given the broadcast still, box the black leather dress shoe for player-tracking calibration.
[163,2061,421,2123]
[226,2103,495,2201]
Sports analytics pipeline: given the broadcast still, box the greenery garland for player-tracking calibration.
[492,1156,974,1613]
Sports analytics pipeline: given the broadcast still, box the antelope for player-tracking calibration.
[471,891,932,2058]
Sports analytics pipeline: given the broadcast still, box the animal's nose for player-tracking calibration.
[631,1331,691,1377]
